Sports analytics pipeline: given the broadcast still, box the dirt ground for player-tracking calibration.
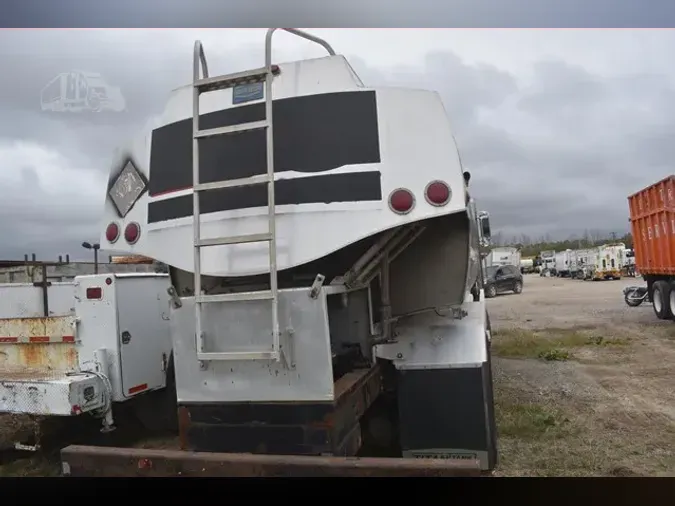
[2,273,674,476]
[489,274,675,477]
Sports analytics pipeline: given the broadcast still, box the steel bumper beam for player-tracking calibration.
[61,445,483,477]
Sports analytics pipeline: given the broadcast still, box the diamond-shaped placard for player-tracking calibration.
[108,160,147,218]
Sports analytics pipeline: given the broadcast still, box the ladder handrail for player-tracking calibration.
[265,28,336,69]
[193,40,209,82]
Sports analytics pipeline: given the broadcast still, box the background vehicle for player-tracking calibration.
[519,256,535,274]
[485,247,521,269]
[483,264,523,298]
[0,270,173,450]
[554,249,575,278]
[592,243,625,280]
[60,28,496,477]
[623,248,636,277]
[625,176,675,319]
[539,250,556,276]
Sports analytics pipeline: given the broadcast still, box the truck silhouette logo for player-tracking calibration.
[40,71,126,113]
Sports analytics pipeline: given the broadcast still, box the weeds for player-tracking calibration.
[492,328,630,361]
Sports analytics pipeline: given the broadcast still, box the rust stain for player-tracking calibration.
[177,406,191,450]
[1,343,78,375]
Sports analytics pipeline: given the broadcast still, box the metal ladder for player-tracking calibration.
[192,29,336,363]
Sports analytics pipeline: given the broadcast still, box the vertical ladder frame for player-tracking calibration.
[191,29,336,363]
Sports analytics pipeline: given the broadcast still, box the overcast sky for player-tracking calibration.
[0,28,672,260]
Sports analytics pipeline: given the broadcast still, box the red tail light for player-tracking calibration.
[105,222,120,243]
[389,188,415,214]
[86,287,102,300]
[124,222,141,244]
[425,181,451,206]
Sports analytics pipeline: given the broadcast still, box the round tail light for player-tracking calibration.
[425,181,451,206]
[105,222,120,243]
[389,188,415,215]
[124,222,141,244]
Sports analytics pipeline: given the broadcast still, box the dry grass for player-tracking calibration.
[492,327,631,361]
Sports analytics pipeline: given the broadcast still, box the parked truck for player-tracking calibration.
[539,250,556,276]
[554,249,575,277]
[485,247,521,269]
[0,270,174,451]
[624,176,675,315]
[592,243,625,281]
[59,29,496,477]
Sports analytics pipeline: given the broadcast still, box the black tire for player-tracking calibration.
[624,289,643,307]
[668,282,675,320]
[512,281,523,294]
[485,284,497,298]
[652,281,672,320]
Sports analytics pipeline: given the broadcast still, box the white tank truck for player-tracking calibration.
[60,29,497,477]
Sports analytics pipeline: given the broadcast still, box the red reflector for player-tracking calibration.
[129,383,148,395]
[105,222,120,243]
[389,188,415,214]
[425,181,451,206]
[86,287,102,300]
[105,277,113,285]
[124,222,140,244]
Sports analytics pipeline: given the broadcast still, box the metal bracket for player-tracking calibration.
[280,326,296,369]
[309,274,325,299]
[167,286,183,309]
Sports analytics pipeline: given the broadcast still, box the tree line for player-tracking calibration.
[491,230,633,258]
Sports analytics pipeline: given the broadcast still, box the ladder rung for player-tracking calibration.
[195,120,268,138]
[197,233,271,247]
[196,291,275,304]
[194,174,270,192]
[194,65,280,92]
[196,351,279,361]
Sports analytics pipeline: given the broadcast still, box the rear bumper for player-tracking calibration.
[61,445,483,477]
[0,372,105,416]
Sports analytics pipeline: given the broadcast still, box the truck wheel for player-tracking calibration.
[669,284,675,320]
[652,281,672,320]
[624,289,643,307]
[485,285,497,298]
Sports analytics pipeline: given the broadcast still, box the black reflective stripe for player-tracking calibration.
[147,171,382,223]
[148,91,381,197]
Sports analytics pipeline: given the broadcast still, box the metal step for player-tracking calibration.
[194,174,271,192]
[196,291,275,304]
[197,233,272,248]
[196,350,280,361]
[194,65,280,93]
[194,120,268,138]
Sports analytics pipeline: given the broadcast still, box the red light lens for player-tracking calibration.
[105,222,120,243]
[86,287,102,300]
[124,222,140,244]
[389,189,415,214]
[105,277,113,286]
[425,181,450,206]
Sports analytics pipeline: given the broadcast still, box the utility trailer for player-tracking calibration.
[0,272,174,450]
[61,28,497,477]
[624,176,675,318]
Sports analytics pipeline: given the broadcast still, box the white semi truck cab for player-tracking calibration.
[62,28,497,477]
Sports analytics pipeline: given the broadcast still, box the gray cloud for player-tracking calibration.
[0,29,673,259]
